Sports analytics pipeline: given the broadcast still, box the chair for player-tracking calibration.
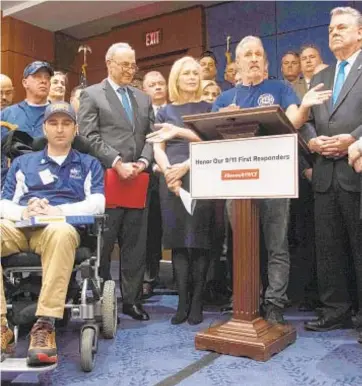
[0,136,117,372]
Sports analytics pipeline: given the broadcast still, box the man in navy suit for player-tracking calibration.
[303,7,362,343]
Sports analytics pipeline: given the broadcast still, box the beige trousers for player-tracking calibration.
[0,220,80,318]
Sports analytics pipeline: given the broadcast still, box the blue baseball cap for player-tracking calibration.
[23,61,54,78]
[44,102,76,123]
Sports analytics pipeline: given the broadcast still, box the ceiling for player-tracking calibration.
[1,0,220,40]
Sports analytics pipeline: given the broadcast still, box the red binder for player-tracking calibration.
[104,169,150,209]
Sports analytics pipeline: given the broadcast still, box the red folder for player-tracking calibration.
[104,169,150,209]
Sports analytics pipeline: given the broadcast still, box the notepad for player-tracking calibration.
[15,215,95,228]
[104,169,149,209]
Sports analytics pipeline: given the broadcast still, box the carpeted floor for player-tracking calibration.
[1,262,362,386]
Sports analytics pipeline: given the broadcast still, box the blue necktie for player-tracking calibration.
[117,87,133,123]
[332,61,348,105]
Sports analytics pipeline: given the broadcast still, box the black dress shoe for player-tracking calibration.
[358,330,362,344]
[304,315,350,332]
[123,304,150,321]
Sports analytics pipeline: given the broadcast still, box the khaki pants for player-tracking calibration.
[0,220,80,318]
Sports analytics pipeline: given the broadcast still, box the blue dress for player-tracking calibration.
[156,102,215,250]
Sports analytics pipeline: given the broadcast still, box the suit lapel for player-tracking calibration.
[321,65,336,115]
[103,80,133,130]
[331,51,362,115]
[128,87,139,130]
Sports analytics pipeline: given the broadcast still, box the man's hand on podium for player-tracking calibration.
[219,104,241,112]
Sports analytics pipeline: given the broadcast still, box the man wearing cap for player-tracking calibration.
[0,102,105,365]
[1,62,54,183]
[1,61,53,139]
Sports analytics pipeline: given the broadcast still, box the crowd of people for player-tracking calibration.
[1,5,362,367]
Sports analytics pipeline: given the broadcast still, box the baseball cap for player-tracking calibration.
[23,61,54,78]
[44,102,76,123]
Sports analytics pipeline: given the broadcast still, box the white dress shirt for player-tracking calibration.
[333,49,361,88]
[107,77,149,169]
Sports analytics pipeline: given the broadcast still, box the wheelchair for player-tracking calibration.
[0,134,118,373]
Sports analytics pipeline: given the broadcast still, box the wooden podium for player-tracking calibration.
[183,105,305,361]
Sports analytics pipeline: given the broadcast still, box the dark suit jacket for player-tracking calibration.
[78,79,154,169]
[308,51,362,193]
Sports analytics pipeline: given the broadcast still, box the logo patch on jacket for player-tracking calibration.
[69,167,82,179]
[258,93,275,106]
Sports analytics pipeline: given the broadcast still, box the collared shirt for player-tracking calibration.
[333,49,361,88]
[107,78,149,169]
[153,103,167,118]
[107,77,132,108]
[1,148,105,220]
[1,100,48,139]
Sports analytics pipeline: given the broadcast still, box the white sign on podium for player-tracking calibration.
[190,134,298,199]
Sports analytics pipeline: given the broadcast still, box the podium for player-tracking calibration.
[183,105,305,361]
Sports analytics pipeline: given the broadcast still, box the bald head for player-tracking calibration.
[143,71,167,105]
[0,74,14,110]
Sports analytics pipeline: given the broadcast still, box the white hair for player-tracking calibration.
[105,43,135,61]
[235,36,266,59]
[330,7,362,27]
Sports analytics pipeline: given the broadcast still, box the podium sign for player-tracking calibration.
[190,134,298,199]
[184,107,298,362]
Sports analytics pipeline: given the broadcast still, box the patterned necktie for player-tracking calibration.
[117,87,133,123]
[332,61,348,105]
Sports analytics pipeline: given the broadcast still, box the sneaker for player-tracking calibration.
[264,303,286,325]
[1,324,15,356]
[27,321,57,366]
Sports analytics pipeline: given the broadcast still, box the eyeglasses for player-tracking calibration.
[111,60,138,72]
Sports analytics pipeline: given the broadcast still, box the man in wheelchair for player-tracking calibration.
[0,102,105,366]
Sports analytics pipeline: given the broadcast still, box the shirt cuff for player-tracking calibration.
[112,155,122,168]
[138,158,149,169]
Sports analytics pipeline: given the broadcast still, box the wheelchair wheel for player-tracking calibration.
[101,280,117,339]
[80,327,96,372]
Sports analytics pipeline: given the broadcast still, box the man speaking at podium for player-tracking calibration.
[212,36,331,324]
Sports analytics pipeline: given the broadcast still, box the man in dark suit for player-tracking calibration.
[304,7,362,342]
[78,43,154,321]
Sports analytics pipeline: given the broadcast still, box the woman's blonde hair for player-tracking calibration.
[168,56,203,103]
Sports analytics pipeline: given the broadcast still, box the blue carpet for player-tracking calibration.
[2,295,362,386]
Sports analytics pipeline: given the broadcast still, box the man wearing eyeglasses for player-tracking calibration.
[78,42,153,321]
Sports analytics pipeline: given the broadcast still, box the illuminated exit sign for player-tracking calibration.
[145,29,162,47]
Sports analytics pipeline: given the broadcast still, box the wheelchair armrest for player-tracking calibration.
[86,214,108,236]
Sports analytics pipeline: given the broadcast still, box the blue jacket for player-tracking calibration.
[2,148,104,207]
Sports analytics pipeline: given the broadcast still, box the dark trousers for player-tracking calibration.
[100,206,148,305]
[289,177,318,303]
[315,178,362,322]
[144,175,162,285]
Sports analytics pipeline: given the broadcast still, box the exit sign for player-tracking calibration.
[145,29,162,47]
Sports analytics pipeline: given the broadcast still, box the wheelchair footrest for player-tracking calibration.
[0,357,57,373]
